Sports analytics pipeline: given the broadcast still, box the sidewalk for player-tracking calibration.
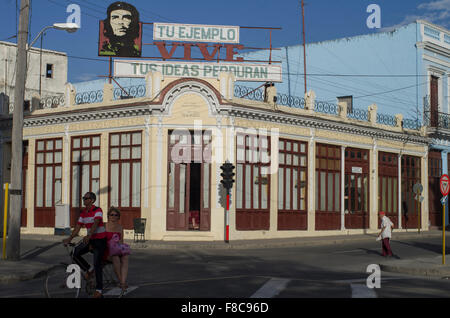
[0,230,449,285]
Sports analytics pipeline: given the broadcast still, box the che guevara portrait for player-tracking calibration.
[99,1,142,57]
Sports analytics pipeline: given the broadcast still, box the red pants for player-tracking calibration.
[381,238,393,256]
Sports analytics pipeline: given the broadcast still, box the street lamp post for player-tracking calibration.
[27,23,80,97]
[6,11,78,260]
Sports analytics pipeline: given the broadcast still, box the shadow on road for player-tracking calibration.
[20,242,60,260]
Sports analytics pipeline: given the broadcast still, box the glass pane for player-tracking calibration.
[92,165,99,179]
[55,151,62,163]
[37,141,44,151]
[47,140,53,151]
[179,164,186,213]
[110,163,119,206]
[73,138,80,149]
[321,172,326,211]
[300,156,307,167]
[55,166,62,179]
[92,136,100,147]
[81,150,90,162]
[293,142,298,152]
[91,149,100,161]
[245,165,251,209]
[132,162,141,207]
[388,177,392,212]
[364,176,368,213]
[286,142,291,151]
[279,153,285,165]
[168,163,175,208]
[293,169,298,210]
[350,175,355,212]
[55,139,62,149]
[46,153,53,164]
[111,134,120,146]
[121,147,130,160]
[132,133,142,145]
[237,135,244,146]
[37,153,44,164]
[237,148,245,162]
[335,172,340,212]
[55,180,62,204]
[393,178,398,213]
[279,140,284,150]
[278,168,284,210]
[236,164,243,209]
[286,168,291,210]
[293,155,299,166]
[110,148,119,160]
[45,167,53,207]
[382,177,387,212]
[81,165,90,200]
[92,179,99,197]
[121,134,131,146]
[132,146,141,159]
[203,164,210,209]
[72,150,80,162]
[72,166,80,207]
[253,166,259,209]
[121,162,130,207]
[82,137,90,148]
[36,167,43,207]
[300,143,306,153]
[261,177,268,209]
[286,154,292,165]
[315,171,319,211]
[328,173,334,212]
[300,170,306,210]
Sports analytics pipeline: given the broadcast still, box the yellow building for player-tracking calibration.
[20,72,429,241]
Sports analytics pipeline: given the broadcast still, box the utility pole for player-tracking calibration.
[6,0,29,261]
[301,0,307,94]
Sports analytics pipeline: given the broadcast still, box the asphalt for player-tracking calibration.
[0,230,450,286]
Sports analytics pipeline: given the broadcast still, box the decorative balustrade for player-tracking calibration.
[376,113,397,127]
[314,100,340,116]
[41,95,65,108]
[234,85,264,101]
[113,85,146,100]
[347,107,369,122]
[402,118,422,130]
[75,89,103,105]
[276,92,305,109]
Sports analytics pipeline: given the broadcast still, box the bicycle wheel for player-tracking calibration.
[44,264,80,298]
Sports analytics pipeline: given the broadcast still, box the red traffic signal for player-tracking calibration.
[220,162,235,190]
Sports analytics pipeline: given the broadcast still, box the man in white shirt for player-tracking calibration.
[378,211,394,257]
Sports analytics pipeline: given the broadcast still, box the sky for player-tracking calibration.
[0,0,449,84]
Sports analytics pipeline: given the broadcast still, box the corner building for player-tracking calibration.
[21,72,429,241]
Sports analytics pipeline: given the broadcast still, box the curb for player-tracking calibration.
[380,263,450,278]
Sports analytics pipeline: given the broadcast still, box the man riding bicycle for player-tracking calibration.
[63,192,107,298]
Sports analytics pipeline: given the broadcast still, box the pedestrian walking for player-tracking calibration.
[377,211,394,257]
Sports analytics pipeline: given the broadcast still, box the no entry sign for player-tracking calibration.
[440,174,450,196]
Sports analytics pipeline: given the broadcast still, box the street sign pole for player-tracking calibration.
[443,199,446,265]
[225,189,230,243]
[439,174,449,265]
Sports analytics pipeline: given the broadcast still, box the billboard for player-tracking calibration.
[98,2,142,57]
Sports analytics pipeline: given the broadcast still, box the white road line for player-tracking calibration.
[350,284,377,298]
[250,278,291,298]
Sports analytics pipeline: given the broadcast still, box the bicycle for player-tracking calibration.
[43,242,119,298]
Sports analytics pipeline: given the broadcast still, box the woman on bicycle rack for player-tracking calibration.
[63,192,107,298]
[104,207,130,293]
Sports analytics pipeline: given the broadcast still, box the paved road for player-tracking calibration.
[1,235,450,299]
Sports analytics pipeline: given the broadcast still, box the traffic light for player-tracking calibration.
[220,162,235,190]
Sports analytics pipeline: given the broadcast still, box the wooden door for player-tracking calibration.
[428,150,442,227]
[430,76,439,127]
[167,161,190,230]
[344,148,369,229]
[378,152,399,228]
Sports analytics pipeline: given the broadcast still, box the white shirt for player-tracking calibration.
[381,216,394,239]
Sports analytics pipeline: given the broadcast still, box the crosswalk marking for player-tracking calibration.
[250,278,290,298]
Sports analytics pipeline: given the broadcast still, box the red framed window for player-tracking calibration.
[35,138,63,208]
[109,131,142,209]
[278,139,308,212]
[71,135,101,209]
[235,133,271,230]
[378,152,398,215]
[315,144,341,213]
